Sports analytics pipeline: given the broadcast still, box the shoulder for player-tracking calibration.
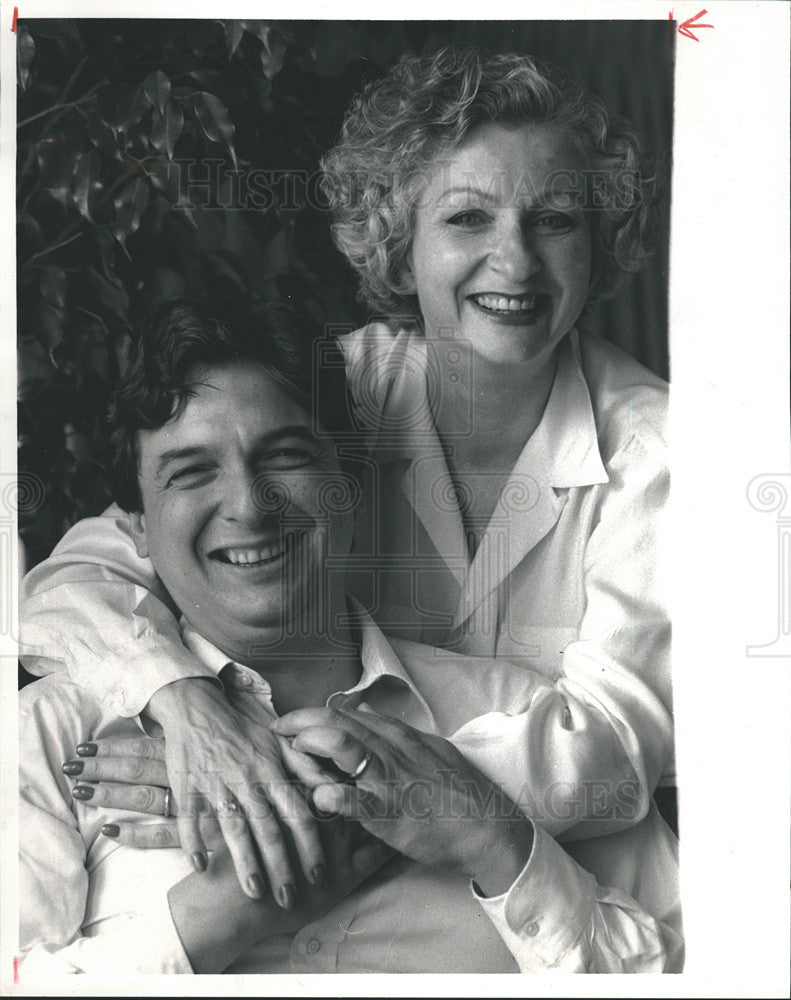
[577,331,668,462]
[20,674,104,756]
[339,322,421,394]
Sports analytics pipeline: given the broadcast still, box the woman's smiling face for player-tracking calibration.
[408,122,592,366]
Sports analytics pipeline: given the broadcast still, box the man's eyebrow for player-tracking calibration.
[153,426,319,480]
[154,446,211,480]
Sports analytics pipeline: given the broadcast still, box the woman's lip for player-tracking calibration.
[466,293,551,325]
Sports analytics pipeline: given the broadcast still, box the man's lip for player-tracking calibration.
[206,538,285,563]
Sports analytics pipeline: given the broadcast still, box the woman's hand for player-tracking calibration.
[65,679,336,907]
[167,817,394,973]
[271,707,535,898]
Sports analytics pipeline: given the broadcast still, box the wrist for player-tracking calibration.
[168,869,288,973]
[146,676,220,725]
[469,819,534,899]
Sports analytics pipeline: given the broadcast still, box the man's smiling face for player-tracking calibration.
[129,360,353,656]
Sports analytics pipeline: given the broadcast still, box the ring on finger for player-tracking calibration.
[217,796,240,813]
[163,786,173,819]
[350,750,373,782]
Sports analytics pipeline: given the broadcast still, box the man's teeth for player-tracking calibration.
[473,293,538,312]
[219,542,283,565]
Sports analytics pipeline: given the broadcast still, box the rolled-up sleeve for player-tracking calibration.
[19,681,193,976]
[20,506,215,717]
[473,823,683,973]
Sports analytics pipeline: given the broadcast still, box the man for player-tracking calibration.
[20,298,682,974]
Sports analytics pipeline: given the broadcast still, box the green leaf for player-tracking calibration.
[191,92,237,168]
[259,26,287,81]
[17,26,35,91]
[99,81,151,131]
[70,150,101,221]
[85,267,130,322]
[150,100,184,161]
[38,144,77,208]
[87,118,120,158]
[112,178,150,246]
[40,266,67,309]
[223,21,245,60]
[143,70,171,117]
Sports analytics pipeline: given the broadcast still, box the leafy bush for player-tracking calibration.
[17,18,671,568]
[17,19,427,566]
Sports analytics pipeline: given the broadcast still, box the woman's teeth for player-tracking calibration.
[472,293,538,312]
[217,542,284,565]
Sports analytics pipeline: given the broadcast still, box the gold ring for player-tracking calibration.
[163,786,173,819]
[350,751,373,781]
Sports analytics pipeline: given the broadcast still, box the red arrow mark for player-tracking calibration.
[678,9,714,42]
[11,6,17,32]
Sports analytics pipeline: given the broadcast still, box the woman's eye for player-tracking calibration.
[532,212,575,233]
[447,209,488,228]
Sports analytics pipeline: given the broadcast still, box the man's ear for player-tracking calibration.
[128,511,150,559]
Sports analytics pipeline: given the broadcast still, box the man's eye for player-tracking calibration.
[532,212,575,233]
[167,466,213,487]
[447,209,487,228]
[265,448,315,469]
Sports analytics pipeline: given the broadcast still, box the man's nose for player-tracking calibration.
[489,221,541,283]
[220,468,272,525]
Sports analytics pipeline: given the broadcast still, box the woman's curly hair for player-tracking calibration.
[321,47,658,317]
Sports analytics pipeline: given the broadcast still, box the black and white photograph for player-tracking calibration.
[2,2,789,993]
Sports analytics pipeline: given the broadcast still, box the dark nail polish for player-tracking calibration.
[76,742,98,757]
[192,851,208,873]
[278,883,297,910]
[247,873,264,898]
[62,760,84,776]
[310,863,326,887]
[72,784,94,800]
[102,823,120,838]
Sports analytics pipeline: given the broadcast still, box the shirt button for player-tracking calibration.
[306,937,321,955]
[525,921,539,937]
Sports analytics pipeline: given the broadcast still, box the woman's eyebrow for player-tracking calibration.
[434,185,498,205]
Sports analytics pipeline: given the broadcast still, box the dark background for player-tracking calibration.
[17,19,674,571]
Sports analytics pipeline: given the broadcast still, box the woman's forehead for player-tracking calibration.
[421,123,588,206]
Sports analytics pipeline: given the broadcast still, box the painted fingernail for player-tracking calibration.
[310,863,326,887]
[72,784,94,800]
[192,851,208,873]
[76,742,98,757]
[278,883,297,910]
[247,873,264,898]
[62,760,84,775]
[101,823,120,838]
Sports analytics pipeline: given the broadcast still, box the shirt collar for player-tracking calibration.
[180,599,433,712]
[525,330,608,489]
[367,328,608,490]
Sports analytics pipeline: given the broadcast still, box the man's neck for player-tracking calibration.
[187,588,363,715]
[240,627,362,716]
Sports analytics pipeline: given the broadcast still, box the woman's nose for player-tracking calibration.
[489,223,541,283]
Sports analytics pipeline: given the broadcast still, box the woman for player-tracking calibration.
[22,46,675,947]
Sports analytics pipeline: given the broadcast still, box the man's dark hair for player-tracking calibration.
[108,297,354,513]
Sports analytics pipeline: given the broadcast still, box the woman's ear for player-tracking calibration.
[128,511,150,559]
[400,247,417,295]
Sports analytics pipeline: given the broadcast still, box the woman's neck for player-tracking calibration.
[429,343,558,471]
